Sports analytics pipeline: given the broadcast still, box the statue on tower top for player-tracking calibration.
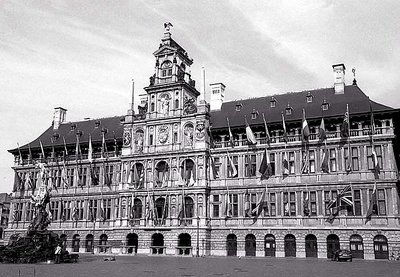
[164,22,173,33]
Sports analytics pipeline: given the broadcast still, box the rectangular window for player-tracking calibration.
[353,190,362,216]
[289,152,295,174]
[26,202,34,222]
[304,191,317,216]
[212,195,220,218]
[68,168,74,187]
[103,199,112,220]
[231,194,238,217]
[213,157,221,179]
[270,153,275,175]
[89,199,98,220]
[173,132,178,143]
[283,192,296,216]
[309,150,315,173]
[345,147,359,171]
[367,145,382,170]
[149,134,154,146]
[80,167,87,187]
[329,149,337,172]
[227,155,238,178]
[377,189,386,216]
[269,193,276,216]
[324,190,338,215]
[56,169,62,188]
[245,154,256,177]
[162,69,166,77]
[51,201,59,220]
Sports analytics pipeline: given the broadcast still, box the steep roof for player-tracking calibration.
[12,116,124,153]
[210,85,393,129]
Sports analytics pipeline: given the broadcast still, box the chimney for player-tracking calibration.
[199,67,206,103]
[332,63,346,94]
[210,83,225,111]
[53,107,67,130]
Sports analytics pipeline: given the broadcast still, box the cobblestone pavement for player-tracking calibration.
[1,255,400,277]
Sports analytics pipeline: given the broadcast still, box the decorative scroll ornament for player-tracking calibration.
[183,96,197,115]
[158,125,169,144]
[123,130,132,146]
[195,121,205,140]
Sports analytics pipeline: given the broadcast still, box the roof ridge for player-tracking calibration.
[59,115,124,125]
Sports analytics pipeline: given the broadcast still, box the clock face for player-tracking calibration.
[158,125,169,144]
[123,130,131,146]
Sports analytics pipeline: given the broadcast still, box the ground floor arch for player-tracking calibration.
[178,233,192,255]
[245,234,256,256]
[126,233,138,254]
[374,235,388,260]
[72,234,80,252]
[284,234,296,257]
[85,234,94,253]
[305,234,318,258]
[264,234,276,257]
[226,234,237,256]
[350,234,364,259]
[326,234,340,259]
[151,233,165,255]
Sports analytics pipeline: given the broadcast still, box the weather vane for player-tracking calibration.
[164,22,173,33]
[352,68,357,86]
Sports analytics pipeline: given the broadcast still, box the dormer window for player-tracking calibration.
[161,61,173,77]
[322,99,329,111]
[95,120,101,128]
[251,108,259,119]
[235,103,243,112]
[70,123,76,131]
[270,97,276,108]
[285,104,293,116]
[306,92,313,103]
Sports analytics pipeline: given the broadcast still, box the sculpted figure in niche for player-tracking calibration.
[135,132,144,153]
[184,125,194,147]
[159,94,170,115]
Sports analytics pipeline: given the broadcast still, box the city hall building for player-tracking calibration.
[5,25,400,260]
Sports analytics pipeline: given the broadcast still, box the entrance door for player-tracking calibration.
[264,235,276,257]
[284,234,296,257]
[126,233,138,254]
[151,233,164,254]
[326,234,340,259]
[350,235,364,259]
[305,234,318,258]
[245,234,256,256]
[374,235,389,259]
[85,234,94,253]
[227,234,237,256]
[72,234,80,252]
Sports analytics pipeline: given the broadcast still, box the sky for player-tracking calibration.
[1,0,399,192]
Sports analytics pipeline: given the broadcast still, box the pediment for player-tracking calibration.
[153,45,176,56]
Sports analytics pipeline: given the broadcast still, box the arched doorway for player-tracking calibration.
[60,234,67,251]
[284,234,296,257]
[326,234,340,259]
[226,234,237,256]
[264,234,276,257]
[245,234,256,256]
[178,233,192,255]
[99,234,108,253]
[126,233,138,254]
[305,234,318,258]
[374,235,389,259]
[151,233,164,254]
[85,234,94,253]
[350,235,364,259]
[72,234,80,252]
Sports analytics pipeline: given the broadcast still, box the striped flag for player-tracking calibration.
[259,148,272,178]
[245,116,257,145]
[321,146,329,173]
[88,134,93,163]
[252,186,267,222]
[365,182,377,223]
[281,112,288,142]
[318,117,326,143]
[227,152,238,177]
[302,109,310,142]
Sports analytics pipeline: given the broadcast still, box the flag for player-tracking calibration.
[210,156,218,179]
[72,206,79,221]
[62,136,68,156]
[370,101,376,136]
[103,163,112,187]
[188,172,195,186]
[90,165,99,186]
[60,201,66,221]
[259,148,272,178]
[244,196,251,217]
[226,118,234,147]
[224,193,233,220]
[284,203,289,216]
[301,152,309,174]
[101,131,108,159]
[28,143,33,161]
[178,188,187,225]
[365,182,377,223]
[100,199,105,222]
[113,131,118,156]
[345,145,352,173]
[245,116,257,145]
[303,192,310,216]
[282,152,289,177]
[227,152,238,177]
[252,187,266,221]
[88,134,93,163]
[281,112,288,142]
[318,117,326,143]
[371,146,380,176]
[39,140,46,160]
[302,109,310,142]
[46,202,53,222]
[17,143,23,164]
[262,113,271,146]
[61,164,69,189]
[89,207,96,222]
[327,185,353,209]
[126,163,132,184]
[133,164,139,188]
[321,146,329,173]
[340,104,350,138]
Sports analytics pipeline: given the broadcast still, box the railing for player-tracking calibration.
[212,127,390,149]
[177,246,192,255]
[151,246,166,255]
[98,245,111,253]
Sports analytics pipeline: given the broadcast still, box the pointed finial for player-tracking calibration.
[352,68,357,86]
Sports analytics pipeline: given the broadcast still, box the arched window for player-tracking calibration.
[180,159,195,186]
[184,196,194,218]
[126,233,138,254]
[132,163,144,189]
[245,234,256,256]
[350,234,364,259]
[155,161,169,188]
[374,235,388,259]
[72,234,80,252]
[155,197,168,225]
[161,61,173,77]
[284,234,296,257]
[133,198,142,219]
[99,234,108,253]
[178,233,192,255]
[264,234,276,257]
[305,234,318,258]
[226,234,237,256]
[85,234,94,253]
